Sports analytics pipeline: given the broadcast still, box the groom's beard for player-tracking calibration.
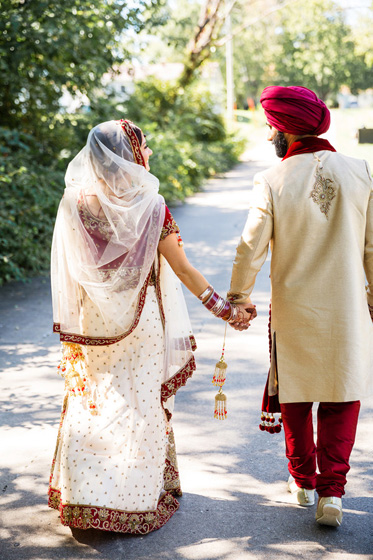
[272,131,288,158]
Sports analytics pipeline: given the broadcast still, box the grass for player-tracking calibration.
[330,108,373,170]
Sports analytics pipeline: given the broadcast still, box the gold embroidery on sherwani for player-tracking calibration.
[310,170,336,219]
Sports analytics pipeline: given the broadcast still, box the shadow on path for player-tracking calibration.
[1,150,372,559]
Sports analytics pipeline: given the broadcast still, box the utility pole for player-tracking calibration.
[225,11,234,123]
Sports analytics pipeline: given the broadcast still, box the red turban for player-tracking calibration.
[260,86,330,136]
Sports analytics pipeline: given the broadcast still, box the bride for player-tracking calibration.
[48,118,254,534]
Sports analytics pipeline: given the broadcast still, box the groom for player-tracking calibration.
[228,85,373,527]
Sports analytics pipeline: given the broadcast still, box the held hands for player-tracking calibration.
[198,285,257,330]
[229,302,257,331]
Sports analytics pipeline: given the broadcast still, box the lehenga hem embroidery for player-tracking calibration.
[163,428,182,496]
[160,355,196,402]
[48,486,179,534]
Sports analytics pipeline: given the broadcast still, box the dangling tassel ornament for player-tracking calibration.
[214,388,227,420]
[58,342,87,397]
[176,232,184,247]
[57,342,98,416]
[259,411,283,433]
[259,303,282,434]
[213,324,228,420]
[212,356,227,387]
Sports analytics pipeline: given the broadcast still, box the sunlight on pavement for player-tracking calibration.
[177,537,253,560]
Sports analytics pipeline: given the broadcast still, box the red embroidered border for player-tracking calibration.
[48,487,179,534]
[161,355,196,402]
[189,335,197,352]
[54,271,152,347]
[49,399,182,534]
[155,254,166,328]
[164,458,182,497]
[160,217,180,241]
[163,428,182,496]
[119,119,146,167]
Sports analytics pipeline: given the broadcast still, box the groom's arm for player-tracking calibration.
[228,176,273,304]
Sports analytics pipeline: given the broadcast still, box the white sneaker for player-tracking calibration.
[287,475,315,507]
[316,497,343,527]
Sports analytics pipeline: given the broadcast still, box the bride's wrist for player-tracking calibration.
[198,286,234,321]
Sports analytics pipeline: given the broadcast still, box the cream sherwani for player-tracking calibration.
[229,150,373,403]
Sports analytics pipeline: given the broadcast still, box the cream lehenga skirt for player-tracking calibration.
[48,286,183,534]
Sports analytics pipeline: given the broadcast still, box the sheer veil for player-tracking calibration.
[52,119,165,341]
[51,119,195,395]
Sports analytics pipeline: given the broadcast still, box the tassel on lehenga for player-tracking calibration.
[213,324,228,420]
[57,342,98,415]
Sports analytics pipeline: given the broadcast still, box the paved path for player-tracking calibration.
[0,141,372,560]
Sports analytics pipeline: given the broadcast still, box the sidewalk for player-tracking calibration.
[0,142,372,560]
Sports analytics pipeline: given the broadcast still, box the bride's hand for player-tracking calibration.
[229,303,256,331]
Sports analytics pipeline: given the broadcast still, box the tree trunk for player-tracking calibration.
[178,0,228,88]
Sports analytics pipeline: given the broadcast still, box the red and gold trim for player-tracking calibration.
[164,458,182,497]
[161,355,196,402]
[160,219,179,240]
[160,207,180,241]
[48,487,179,534]
[189,335,197,352]
[154,254,166,328]
[49,397,182,534]
[119,119,146,167]
[54,270,153,347]
[163,428,182,496]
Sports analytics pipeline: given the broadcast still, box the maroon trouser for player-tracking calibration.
[280,401,360,498]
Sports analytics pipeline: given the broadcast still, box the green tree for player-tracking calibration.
[0,0,166,284]
[150,0,372,104]
[141,0,240,88]
[349,4,373,90]
[272,0,370,100]
[219,15,275,106]
[0,0,161,137]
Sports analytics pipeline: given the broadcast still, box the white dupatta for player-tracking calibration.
[51,119,196,408]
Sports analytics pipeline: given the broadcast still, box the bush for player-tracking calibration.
[0,81,245,284]
[0,128,64,284]
[124,79,245,201]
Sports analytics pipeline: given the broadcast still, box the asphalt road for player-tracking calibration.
[1,140,372,560]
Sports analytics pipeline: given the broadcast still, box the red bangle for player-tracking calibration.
[219,301,232,321]
[205,291,219,311]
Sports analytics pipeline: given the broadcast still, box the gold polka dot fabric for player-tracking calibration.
[49,287,182,533]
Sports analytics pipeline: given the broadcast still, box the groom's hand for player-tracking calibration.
[229,303,256,331]
[245,303,257,320]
